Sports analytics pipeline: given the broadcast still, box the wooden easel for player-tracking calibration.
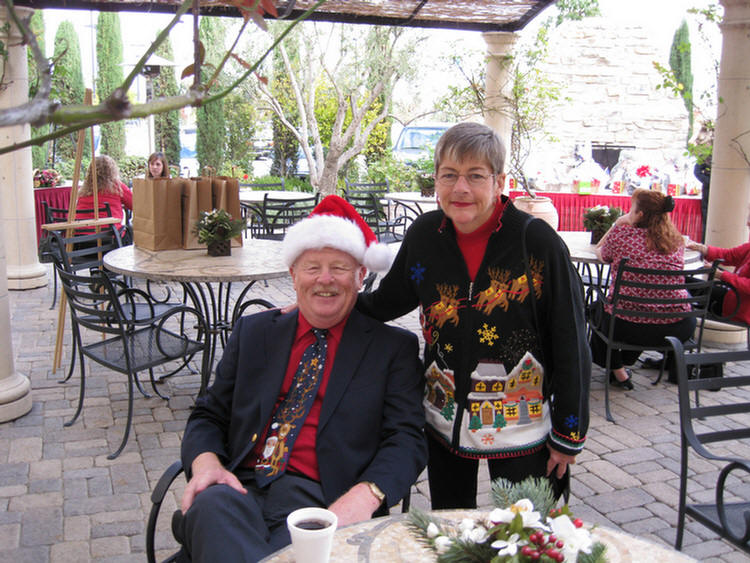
[44,89,119,371]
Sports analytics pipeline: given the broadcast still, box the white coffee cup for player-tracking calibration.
[286,507,338,563]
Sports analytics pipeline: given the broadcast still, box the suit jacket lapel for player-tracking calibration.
[318,310,373,433]
[260,311,298,421]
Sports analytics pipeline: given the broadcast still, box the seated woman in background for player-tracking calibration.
[76,155,133,239]
[686,203,750,325]
[146,152,170,179]
[590,189,691,389]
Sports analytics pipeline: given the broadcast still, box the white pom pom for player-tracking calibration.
[363,242,393,272]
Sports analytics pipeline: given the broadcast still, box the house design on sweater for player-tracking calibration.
[424,360,457,420]
[466,352,544,431]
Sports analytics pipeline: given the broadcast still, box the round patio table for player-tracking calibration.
[103,241,288,393]
[262,509,697,562]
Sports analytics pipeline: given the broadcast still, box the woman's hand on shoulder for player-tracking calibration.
[614,214,631,227]
[685,240,707,255]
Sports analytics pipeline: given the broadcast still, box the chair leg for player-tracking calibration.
[149,368,170,400]
[674,446,689,550]
[134,372,152,398]
[58,335,78,384]
[108,370,135,460]
[64,337,87,427]
[49,268,59,310]
[604,347,615,423]
[651,355,668,385]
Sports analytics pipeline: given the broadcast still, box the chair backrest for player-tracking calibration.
[56,266,126,337]
[254,193,319,240]
[241,179,286,191]
[605,257,721,348]
[43,201,112,225]
[344,179,389,195]
[668,337,750,447]
[343,189,387,233]
[47,226,123,273]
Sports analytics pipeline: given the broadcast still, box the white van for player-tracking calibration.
[392,122,452,163]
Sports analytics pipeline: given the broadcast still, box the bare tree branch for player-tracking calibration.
[0,0,325,156]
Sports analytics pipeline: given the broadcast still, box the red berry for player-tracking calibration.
[573,518,584,528]
[521,545,534,556]
[548,534,557,543]
[530,550,541,560]
[556,540,564,548]
[555,553,565,562]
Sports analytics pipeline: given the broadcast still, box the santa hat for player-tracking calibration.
[282,194,392,272]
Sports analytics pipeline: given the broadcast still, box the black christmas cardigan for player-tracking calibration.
[358,197,591,459]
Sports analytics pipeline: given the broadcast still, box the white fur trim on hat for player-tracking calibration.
[283,214,367,268]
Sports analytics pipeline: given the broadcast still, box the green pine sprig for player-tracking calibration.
[491,476,556,516]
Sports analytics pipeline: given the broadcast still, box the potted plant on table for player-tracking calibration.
[583,205,622,244]
[194,208,246,256]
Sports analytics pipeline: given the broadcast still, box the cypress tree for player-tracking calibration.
[270,32,299,177]
[153,38,181,168]
[27,10,48,169]
[669,19,694,142]
[96,12,125,161]
[196,16,226,173]
[51,21,90,166]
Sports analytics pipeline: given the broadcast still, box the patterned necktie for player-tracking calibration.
[255,328,328,487]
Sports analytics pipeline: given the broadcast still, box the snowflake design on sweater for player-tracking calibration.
[565,414,579,429]
[410,262,426,284]
[477,323,499,346]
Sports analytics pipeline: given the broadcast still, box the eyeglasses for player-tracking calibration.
[435,172,495,188]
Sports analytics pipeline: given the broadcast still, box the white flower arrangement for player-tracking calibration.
[407,477,607,562]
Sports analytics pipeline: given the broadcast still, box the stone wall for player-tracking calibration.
[527,17,690,179]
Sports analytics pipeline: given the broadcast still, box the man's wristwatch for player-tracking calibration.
[362,481,385,504]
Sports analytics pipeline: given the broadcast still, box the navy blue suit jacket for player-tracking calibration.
[181,308,427,506]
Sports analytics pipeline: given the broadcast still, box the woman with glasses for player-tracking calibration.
[357,122,590,509]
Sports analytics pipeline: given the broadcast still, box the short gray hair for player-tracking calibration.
[434,122,506,175]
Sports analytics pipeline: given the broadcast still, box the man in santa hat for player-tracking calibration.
[176,195,426,562]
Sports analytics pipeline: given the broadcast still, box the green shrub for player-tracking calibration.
[283,176,315,193]
[367,153,418,192]
[118,155,147,186]
[248,174,286,188]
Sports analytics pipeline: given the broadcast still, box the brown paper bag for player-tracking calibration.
[210,176,243,247]
[132,177,183,250]
[182,177,214,249]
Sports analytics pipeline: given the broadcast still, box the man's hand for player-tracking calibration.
[546,444,576,480]
[181,452,247,514]
[327,482,382,526]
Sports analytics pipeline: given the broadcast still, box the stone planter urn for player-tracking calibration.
[512,196,559,230]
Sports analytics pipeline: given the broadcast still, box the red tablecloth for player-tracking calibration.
[34,185,72,243]
[508,190,702,241]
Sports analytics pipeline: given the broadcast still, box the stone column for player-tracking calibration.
[0,234,31,422]
[702,0,750,346]
[0,5,47,290]
[705,0,750,249]
[0,6,33,421]
[481,31,519,156]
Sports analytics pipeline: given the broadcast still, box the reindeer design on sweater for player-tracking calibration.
[476,267,512,314]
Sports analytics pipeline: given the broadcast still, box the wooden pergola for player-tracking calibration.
[13,0,556,32]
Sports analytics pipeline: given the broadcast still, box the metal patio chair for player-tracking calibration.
[55,265,209,459]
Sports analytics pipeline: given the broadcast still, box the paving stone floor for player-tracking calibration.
[3,266,750,562]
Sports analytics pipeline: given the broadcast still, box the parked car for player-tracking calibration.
[392,122,452,164]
